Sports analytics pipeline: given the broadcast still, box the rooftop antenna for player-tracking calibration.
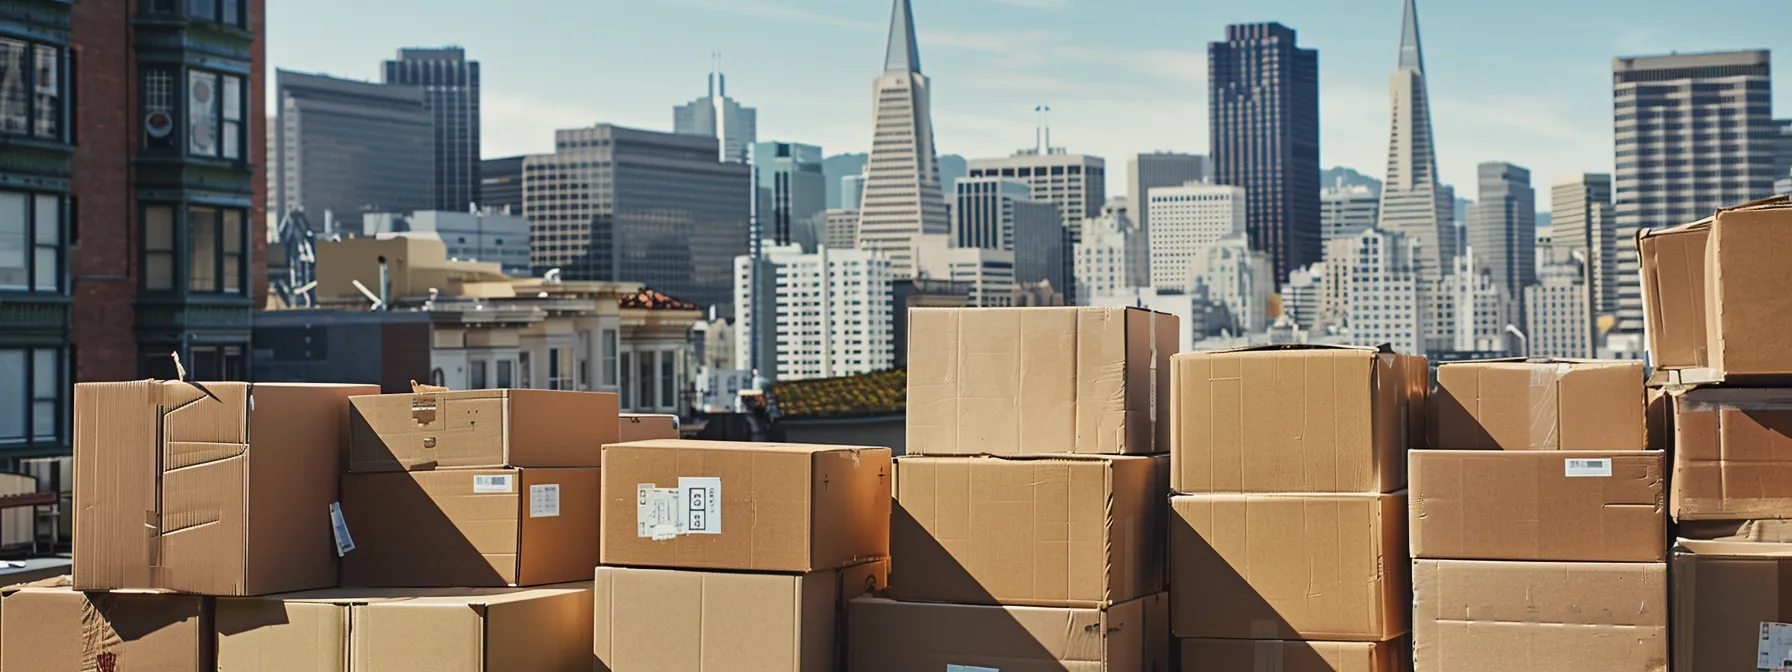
[1033,105,1051,155]
[709,52,723,98]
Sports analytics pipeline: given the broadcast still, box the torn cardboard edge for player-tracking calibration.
[1201,342,1395,355]
[1670,386,1792,413]
[1674,539,1792,557]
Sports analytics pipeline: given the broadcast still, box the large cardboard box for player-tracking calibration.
[1169,493,1407,641]
[1670,388,1792,520]
[1413,559,1667,672]
[348,389,619,472]
[340,467,601,587]
[1408,450,1665,562]
[1639,218,1710,375]
[1170,346,1419,494]
[618,413,679,442]
[0,579,211,672]
[74,380,376,595]
[601,440,890,573]
[1671,540,1792,672]
[1430,359,1644,451]
[1640,196,1792,384]
[848,593,1168,672]
[216,583,594,671]
[1180,638,1410,672]
[891,454,1167,607]
[906,306,1178,456]
[593,561,886,672]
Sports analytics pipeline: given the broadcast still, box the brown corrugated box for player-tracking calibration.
[74,381,376,595]
[1171,346,1418,494]
[1670,388,1792,520]
[216,583,594,671]
[348,389,619,472]
[1169,493,1408,641]
[593,561,886,672]
[1678,519,1792,543]
[1408,450,1665,562]
[906,306,1178,456]
[848,592,1168,672]
[601,440,890,573]
[890,454,1167,607]
[1640,196,1792,384]
[0,578,212,672]
[1414,559,1666,672]
[618,413,679,443]
[340,467,601,587]
[1180,638,1411,672]
[1639,219,1710,375]
[1671,541,1792,672]
[1430,359,1644,451]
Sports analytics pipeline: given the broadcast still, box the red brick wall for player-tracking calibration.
[250,0,267,310]
[69,0,139,383]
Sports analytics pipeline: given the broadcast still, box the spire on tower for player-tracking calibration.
[1397,0,1425,72]
[884,0,922,74]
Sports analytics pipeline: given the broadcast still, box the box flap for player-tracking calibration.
[349,389,616,472]
[1431,360,1643,451]
[1708,202,1792,379]
[1639,223,1710,371]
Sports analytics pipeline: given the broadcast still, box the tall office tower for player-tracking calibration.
[1434,247,1513,354]
[1148,183,1245,293]
[479,156,525,213]
[1779,174,1792,196]
[1526,256,1592,358]
[825,209,860,250]
[1328,227,1421,355]
[1550,174,1615,323]
[1209,23,1321,284]
[966,150,1106,303]
[1376,0,1455,283]
[1613,51,1775,337]
[673,58,757,162]
[523,125,750,311]
[1775,119,1791,180]
[1468,162,1536,311]
[1280,263,1326,330]
[275,70,436,226]
[858,0,950,279]
[1075,206,1148,301]
[913,234,1014,307]
[382,47,480,212]
[1128,152,1204,245]
[1322,183,1381,243]
[953,177,1064,295]
[841,173,867,211]
[1190,233,1274,334]
[732,244,894,382]
[753,141,827,251]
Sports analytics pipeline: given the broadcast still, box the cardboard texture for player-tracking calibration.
[0,579,211,672]
[848,592,1168,672]
[1169,493,1408,641]
[1639,221,1710,373]
[617,414,679,443]
[906,306,1179,456]
[349,389,619,472]
[73,381,376,595]
[1670,388,1792,520]
[1179,638,1410,672]
[1671,541,1792,672]
[1408,450,1665,562]
[1639,196,1792,383]
[1170,346,1416,494]
[890,454,1167,607]
[1678,519,1792,543]
[1430,359,1645,451]
[340,467,601,587]
[592,561,887,672]
[216,583,595,672]
[1413,559,1667,672]
[601,440,891,573]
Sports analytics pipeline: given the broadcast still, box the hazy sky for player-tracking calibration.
[268,0,1790,199]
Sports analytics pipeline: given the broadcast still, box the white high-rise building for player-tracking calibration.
[1149,183,1246,292]
[1432,247,1513,354]
[825,209,859,250]
[1280,262,1325,330]
[1375,0,1456,284]
[1328,227,1421,355]
[857,0,951,278]
[1128,152,1204,248]
[913,234,1014,307]
[732,244,894,382]
[967,150,1106,303]
[1190,233,1274,335]
[953,177,1064,294]
[673,60,758,163]
[1322,183,1381,244]
[1526,255,1592,358]
[1075,206,1148,303]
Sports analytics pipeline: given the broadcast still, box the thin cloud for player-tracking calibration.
[989,0,1070,10]
[673,0,880,31]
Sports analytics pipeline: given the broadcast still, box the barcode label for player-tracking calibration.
[473,474,514,493]
[1564,458,1613,478]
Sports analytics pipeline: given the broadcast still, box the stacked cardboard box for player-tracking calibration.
[855,306,1176,671]
[1410,359,1667,672]
[1169,345,1424,672]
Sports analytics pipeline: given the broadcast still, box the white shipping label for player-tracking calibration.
[529,484,561,518]
[473,474,514,493]
[946,666,1000,672]
[1762,622,1792,671]
[637,485,681,540]
[1564,458,1613,478]
[680,477,722,535]
[329,502,355,557]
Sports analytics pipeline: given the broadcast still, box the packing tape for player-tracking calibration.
[81,596,124,671]
[1527,364,1567,450]
[1678,391,1792,413]
[1254,639,1284,672]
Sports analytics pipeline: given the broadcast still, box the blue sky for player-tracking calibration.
[268,0,1789,199]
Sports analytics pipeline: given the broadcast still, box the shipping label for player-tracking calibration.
[1760,622,1792,671]
[329,502,355,557]
[473,474,515,493]
[636,477,723,539]
[680,476,722,535]
[637,485,681,540]
[946,666,1000,672]
[1563,458,1613,478]
[529,484,561,518]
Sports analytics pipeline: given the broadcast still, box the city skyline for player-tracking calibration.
[269,0,1789,198]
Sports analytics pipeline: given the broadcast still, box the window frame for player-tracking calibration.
[0,190,64,293]
[178,205,248,295]
[0,37,67,142]
[0,347,64,448]
[169,0,247,28]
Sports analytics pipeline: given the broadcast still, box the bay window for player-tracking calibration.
[0,348,63,447]
[0,38,63,141]
[143,206,175,291]
[179,70,244,159]
[0,191,63,293]
[186,206,247,294]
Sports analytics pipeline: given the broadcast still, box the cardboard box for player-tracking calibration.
[848,593,1168,672]
[217,583,594,671]
[1169,493,1407,641]
[601,440,890,572]
[349,389,619,472]
[1414,559,1667,672]
[1170,346,1418,494]
[0,578,211,672]
[1180,638,1410,672]
[1408,450,1665,562]
[906,306,1178,456]
[1639,196,1792,383]
[593,561,886,672]
[891,454,1167,607]
[1678,519,1792,543]
[1671,388,1792,520]
[74,380,376,595]
[1671,540,1792,672]
[1430,359,1645,451]
[618,414,679,442]
[1639,217,1710,375]
[340,467,601,587]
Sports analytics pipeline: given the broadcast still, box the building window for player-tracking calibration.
[618,352,633,409]
[549,347,573,390]
[601,329,618,387]
[186,0,245,26]
[469,359,488,389]
[659,350,676,410]
[496,360,514,388]
[144,206,176,291]
[0,348,62,447]
[187,206,247,294]
[187,345,245,381]
[143,68,177,149]
[518,351,532,389]
[637,351,655,411]
[0,191,62,293]
[0,39,64,141]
